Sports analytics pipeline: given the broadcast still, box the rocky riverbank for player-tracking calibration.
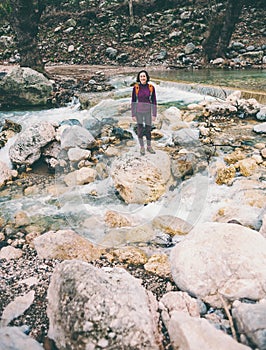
[0,71,266,349]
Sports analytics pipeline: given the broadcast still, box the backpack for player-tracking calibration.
[134,83,154,102]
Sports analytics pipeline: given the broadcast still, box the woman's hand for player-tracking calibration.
[132,116,137,122]
[152,116,156,122]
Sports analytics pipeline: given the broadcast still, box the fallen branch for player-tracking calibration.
[218,293,237,341]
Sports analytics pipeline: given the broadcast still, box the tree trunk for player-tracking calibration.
[129,0,134,25]
[202,0,244,62]
[9,0,45,73]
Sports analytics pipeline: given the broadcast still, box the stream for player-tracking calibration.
[0,69,265,248]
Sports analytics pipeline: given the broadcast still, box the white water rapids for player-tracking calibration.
[0,75,264,246]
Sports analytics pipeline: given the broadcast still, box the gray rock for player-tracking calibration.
[9,121,56,166]
[60,125,95,150]
[0,67,53,107]
[233,301,266,350]
[106,47,118,59]
[47,260,162,349]
[185,42,196,54]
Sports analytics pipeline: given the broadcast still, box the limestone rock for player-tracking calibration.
[0,67,53,108]
[60,125,95,150]
[0,160,17,187]
[104,210,131,228]
[236,158,258,177]
[111,150,172,204]
[0,246,23,260]
[64,166,97,186]
[1,291,35,327]
[0,326,44,350]
[216,164,236,185]
[170,222,266,307]
[164,311,250,350]
[144,253,171,278]
[47,260,162,350]
[9,121,56,166]
[33,229,103,261]
[152,215,193,236]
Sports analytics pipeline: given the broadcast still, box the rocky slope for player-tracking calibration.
[0,0,265,69]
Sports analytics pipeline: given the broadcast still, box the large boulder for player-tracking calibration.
[9,121,56,167]
[47,260,162,350]
[0,67,53,108]
[111,150,172,204]
[170,222,266,307]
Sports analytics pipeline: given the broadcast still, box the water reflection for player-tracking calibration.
[150,69,266,93]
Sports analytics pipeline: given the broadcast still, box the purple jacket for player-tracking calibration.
[131,83,157,117]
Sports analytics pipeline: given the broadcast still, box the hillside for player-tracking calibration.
[0,0,265,69]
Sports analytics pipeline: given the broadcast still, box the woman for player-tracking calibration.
[131,70,157,155]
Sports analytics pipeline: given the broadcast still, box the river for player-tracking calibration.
[0,68,265,248]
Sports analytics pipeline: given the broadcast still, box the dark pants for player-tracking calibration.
[136,112,152,147]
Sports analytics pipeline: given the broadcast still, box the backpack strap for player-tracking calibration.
[134,83,154,102]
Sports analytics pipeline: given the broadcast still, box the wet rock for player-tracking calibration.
[152,215,192,236]
[256,106,266,121]
[0,160,18,187]
[63,166,97,186]
[9,121,56,167]
[236,157,258,177]
[254,122,266,134]
[171,151,198,179]
[213,205,263,231]
[224,149,246,164]
[111,150,172,204]
[109,246,148,265]
[67,147,91,163]
[172,128,200,147]
[216,164,236,185]
[60,124,95,150]
[104,210,131,228]
[100,223,155,248]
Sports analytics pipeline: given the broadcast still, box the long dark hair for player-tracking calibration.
[136,70,150,83]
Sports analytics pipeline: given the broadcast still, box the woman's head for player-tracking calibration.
[136,70,150,84]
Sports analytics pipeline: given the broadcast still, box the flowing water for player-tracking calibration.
[0,70,265,247]
[151,68,266,103]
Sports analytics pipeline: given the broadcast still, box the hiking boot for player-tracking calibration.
[140,147,145,155]
[147,146,156,154]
